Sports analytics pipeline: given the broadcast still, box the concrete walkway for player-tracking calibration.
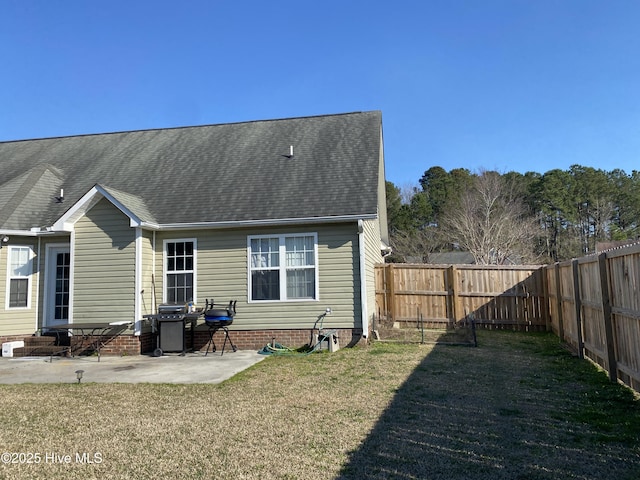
[0,350,267,384]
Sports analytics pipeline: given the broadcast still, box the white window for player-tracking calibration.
[164,239,196,304]
[6,246,34,309]
[248,233,318,302]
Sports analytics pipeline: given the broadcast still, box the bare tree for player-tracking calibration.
[399,182,420,205]
[440,171,540,264]
[389,226,443,263]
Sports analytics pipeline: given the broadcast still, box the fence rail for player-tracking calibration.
[543,243,640,392]
[375,243,640,392]
[375,264,548,331]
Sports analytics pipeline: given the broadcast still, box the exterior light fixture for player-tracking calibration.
[75,370,84,384]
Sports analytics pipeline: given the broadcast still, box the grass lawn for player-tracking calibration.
[0,330,639,479]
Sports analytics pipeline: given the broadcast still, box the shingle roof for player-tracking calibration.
[0,111,383,229]
[0,163,64,229]
[100,185,159,225]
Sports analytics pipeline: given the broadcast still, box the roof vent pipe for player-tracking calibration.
[282,146,294,159]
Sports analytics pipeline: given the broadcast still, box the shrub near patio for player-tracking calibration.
[0,331,639,479]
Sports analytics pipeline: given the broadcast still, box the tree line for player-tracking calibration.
[386,165,640,264]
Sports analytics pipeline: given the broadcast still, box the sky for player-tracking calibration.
[1,1,639,187]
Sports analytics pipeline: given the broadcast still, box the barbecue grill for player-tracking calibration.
[143,304,199,357]
[203,299,238,356]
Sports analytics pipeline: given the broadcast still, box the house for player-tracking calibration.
[0,111,389,354]
[426,252,476,265]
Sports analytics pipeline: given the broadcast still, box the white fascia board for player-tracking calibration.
[50,185,143,231]
[145,213,378,231]
[51,186,102,231]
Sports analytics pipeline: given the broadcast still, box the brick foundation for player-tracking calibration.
[96,334,144,356]
[144,327,365,354]
[0,335,29,345]
[2,328,366,357]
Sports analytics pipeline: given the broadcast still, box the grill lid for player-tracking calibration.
[157,304,187,314]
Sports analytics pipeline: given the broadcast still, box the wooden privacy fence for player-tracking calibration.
[375,264,548,331]
[375,242,640,392]
[544,243,640,392]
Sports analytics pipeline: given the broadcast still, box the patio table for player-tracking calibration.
[44,321,132,362]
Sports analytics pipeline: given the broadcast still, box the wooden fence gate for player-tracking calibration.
[375,264,549,331]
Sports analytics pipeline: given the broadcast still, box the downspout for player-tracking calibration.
[358,220,368,339]
[68,230,76,324]
[152,231,156,312]
[34,236,41,331]
[134,227,143,335]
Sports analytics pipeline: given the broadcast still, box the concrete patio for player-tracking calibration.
[0,350,266,384]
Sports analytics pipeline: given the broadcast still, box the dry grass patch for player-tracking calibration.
[0,331,639,479]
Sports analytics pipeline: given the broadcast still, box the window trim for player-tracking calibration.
[247,233,319,303]
[162,238,197,305]
[5,245,34,310]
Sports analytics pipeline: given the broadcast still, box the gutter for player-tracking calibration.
[0,229,41,237]
[139,213,378,231]
[7,214,379,236]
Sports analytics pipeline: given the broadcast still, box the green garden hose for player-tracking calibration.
[258,330,338,356]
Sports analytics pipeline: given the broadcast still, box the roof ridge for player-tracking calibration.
[0,111,380,145]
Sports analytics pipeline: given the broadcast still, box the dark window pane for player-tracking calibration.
[166,273,193,305]
[166,242,194,303]
[251,271,280,301]
[287,269,315,299]
[9,279,28,307]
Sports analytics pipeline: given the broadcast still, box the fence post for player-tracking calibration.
[448,265,459,325]
[388,263,396,324]
[554,263,564,341]
[572,259,585,359]
[541,266,551,332]
[598,253,618,383]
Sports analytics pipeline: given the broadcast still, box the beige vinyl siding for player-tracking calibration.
[153,223,359,330]
[0,236,38,335]
[73,198,136,324]
[376,127,389,245]
[140,230,155,318]
[363,218,383,328]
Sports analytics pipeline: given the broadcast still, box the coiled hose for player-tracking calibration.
[258,330,337,356]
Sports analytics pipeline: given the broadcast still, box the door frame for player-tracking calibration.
[44,243,71,328]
